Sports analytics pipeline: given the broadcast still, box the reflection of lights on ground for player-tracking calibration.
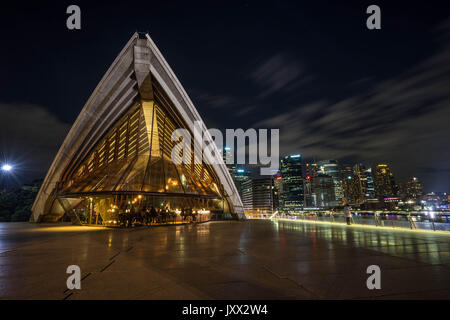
[25,226,105,233]
[274,218,450,236]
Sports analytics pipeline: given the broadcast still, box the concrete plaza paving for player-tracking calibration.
[0,220,449,299]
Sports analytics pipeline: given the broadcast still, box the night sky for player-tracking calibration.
[1,0,449,192]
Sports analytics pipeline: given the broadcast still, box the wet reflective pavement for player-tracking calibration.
[0,220,449,299]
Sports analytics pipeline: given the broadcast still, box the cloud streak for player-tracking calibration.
[0,103,70,179]
[250,53,307,97]
[254,22,450,190]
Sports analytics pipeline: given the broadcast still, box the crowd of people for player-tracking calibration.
[117,206,198,228]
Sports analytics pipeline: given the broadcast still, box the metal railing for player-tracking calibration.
[256,212,450,232]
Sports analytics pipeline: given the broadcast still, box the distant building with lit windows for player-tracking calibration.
[223,147,235,174]
[273,171,282,211]
[280,154,304,211]
[372,164,397,200]
[353,163,369,205]
[318,160,342,207]
[405,177,423,201]
[341,164,358,205]
[241,177,275,215]
[305,163,320,179]
[231,167,251,199]
[365,167,375,199]
[341,164,379,206]
[303,175,314,207]
[313,174,336,208]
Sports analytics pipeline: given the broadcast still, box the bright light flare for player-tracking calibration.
[1,164,12,172]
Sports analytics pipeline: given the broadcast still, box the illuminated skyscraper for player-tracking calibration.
[231,167,251,199]
[280,154,304,211]
[241,177,275,215]
[311,174,336,208]
[353,163,369,204]
[341,164,358,205]
[273,171,282,211]
[304,163,319,207]
[365,167,375,199]
[372,164,396,200]
[305,162,320,179]
[223,147,235,173]
[303,175,314,207]
[405,177,424,200]
[318,160,342,206]
[342,164,382,205]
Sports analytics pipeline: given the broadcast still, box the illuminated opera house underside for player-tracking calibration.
[31,33,245,225]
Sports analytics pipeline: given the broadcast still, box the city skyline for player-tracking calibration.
[227,153,450,216]
[228,156,443,194]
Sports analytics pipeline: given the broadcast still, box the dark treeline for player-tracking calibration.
[0,179,42,222]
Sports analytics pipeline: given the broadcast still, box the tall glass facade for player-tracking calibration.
[318,160,342,207]
[281,154,304,212]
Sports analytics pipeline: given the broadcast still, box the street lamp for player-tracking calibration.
[1,164,12,172]
[1,163,14,191]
